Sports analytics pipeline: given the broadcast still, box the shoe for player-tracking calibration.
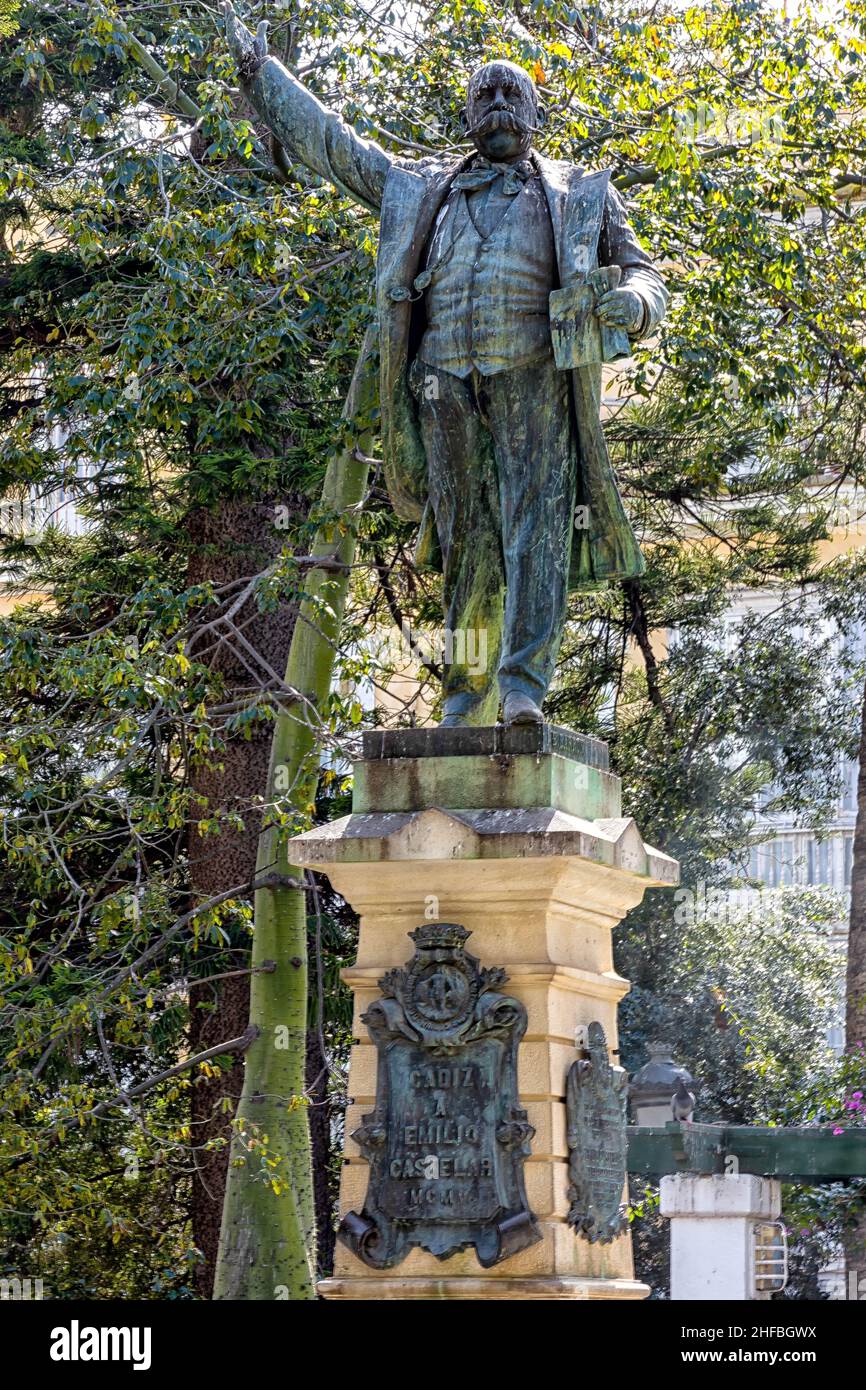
[440,693,481,728]
[502,691,544,726]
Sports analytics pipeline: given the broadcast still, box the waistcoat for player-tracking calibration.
[417,176,556,378]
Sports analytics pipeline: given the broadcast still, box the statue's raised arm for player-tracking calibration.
[223,3,392,211]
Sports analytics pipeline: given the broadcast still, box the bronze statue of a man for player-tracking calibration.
[225,9,668,726]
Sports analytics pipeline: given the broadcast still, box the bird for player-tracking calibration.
[254,19,269,61]
[671,1076,696,1123]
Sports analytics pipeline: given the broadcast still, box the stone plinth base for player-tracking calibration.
[289,724,678,1300]
[319,1276,650,1300]
[661,1174,783,1300]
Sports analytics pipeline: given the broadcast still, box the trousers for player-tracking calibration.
[410,355,576,720]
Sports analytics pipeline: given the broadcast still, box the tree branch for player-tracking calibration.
[6,1027,261,1168]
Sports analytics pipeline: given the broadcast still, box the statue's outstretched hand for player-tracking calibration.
[223,2,270,84]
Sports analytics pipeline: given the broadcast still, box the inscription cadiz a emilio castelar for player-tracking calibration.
[339,923,540,1269]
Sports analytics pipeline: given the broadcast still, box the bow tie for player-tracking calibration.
[452,157,535,196]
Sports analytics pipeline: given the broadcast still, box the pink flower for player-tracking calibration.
[833,1126,845,1135]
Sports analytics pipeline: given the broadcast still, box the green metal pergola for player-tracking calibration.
[628,1122,866,1183]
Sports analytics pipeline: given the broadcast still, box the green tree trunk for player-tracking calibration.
[213,332,376,1300]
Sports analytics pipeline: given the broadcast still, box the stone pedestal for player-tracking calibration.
[289,724,678,1300]
[660,1174,783,1300]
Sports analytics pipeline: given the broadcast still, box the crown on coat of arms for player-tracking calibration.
[409,922,471,951]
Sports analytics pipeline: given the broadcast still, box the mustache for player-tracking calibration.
[464,108,541,137]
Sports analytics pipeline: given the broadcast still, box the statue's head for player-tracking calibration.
[461,59,544,162]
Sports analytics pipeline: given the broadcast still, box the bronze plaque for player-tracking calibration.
[339,923,541,1269]
[379,1045,500,1222]
[566,1021,629,1243]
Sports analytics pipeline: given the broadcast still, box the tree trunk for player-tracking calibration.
[186,493,301,1296]
[213,331,376,1300]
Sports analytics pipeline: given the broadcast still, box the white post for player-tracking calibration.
[660,1174,783,1300]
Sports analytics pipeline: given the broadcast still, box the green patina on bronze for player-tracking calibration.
[361,722,611,764]
[225,10,668,719]
[353,722,621,817]
[353,752,621,818]
[566,1022,629,1245]
[340,924,541,1269]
